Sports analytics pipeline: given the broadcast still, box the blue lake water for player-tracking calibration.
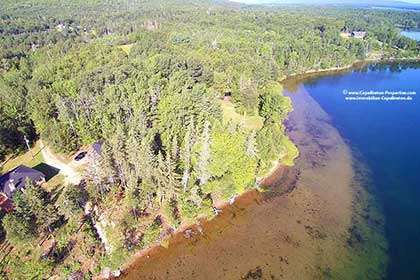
[372,7,420,13]
[302,62,420,279]
[401,31,420,41]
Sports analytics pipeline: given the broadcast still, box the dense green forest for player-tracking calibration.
[0,0,419,278]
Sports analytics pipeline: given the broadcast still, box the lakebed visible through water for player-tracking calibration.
[120,62,420,280]
[295,61,420,280]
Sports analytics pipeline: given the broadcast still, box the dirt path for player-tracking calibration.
[40,140,82,185]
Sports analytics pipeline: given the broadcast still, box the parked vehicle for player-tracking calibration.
[74,151,87,161]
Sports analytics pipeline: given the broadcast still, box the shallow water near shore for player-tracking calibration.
[119,68,387,279]
[294,61,420,279]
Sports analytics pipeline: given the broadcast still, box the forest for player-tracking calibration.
[0,0,419,278]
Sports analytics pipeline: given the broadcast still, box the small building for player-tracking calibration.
[0,165,46,212]
[223,93,233,103]
[55,23,66,31]
[90,142,103,156]
[351,31,366,39]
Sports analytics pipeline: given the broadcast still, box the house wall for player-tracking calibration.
[37,177,46,185]
[0,192,14,212]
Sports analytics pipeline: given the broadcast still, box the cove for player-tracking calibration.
[292,61,420,280]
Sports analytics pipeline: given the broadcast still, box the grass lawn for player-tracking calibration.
[340,32,350,39]
[219,100,264,131]
[1,141,65,188]
[279,136,299,167]
[1,141,44,172]
[117,43,135,55]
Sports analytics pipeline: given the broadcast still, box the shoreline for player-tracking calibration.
[101,166,297,279]
[280,56,420,82]
[101,87,299,279]
[116,73,363,280]
[102,56,409,279]
[100,102,299,278]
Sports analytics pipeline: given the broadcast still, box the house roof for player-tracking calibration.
[0,165,45,198]
[92,142,103,155]
[352,31,366,37]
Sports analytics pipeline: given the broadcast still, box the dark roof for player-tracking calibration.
[0,165,45,198]
[92,142,103,155]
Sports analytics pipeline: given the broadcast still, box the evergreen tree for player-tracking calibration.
[22,180,60,233]
[56,185,87,221]
[2,212,35,245]
[165,154,180,200]
[198,120,211,185]
[181,117,196,191]
[246,130,258,158]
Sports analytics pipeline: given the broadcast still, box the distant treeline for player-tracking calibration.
[0,0,419,278]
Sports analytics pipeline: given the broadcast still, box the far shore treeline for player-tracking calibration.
[0,0,419,278]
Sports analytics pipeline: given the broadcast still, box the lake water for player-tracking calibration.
[371,7,420,13]
[401,31,420,41]
[301,62,420,280]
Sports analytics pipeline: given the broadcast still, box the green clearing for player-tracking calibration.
[2,141,44,172]
[219,100,264,131]
[280,136,299,167]
[117,43,135,55]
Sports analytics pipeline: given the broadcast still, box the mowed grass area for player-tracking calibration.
[219,100,264,131]
[117,43,135,55]
[2,141,44,172]
[279,136,299,167]
[340,32,350,39]
[1,141,65,190]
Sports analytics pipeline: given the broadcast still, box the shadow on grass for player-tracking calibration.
[33,163,60,181]
[50,185,65,204]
